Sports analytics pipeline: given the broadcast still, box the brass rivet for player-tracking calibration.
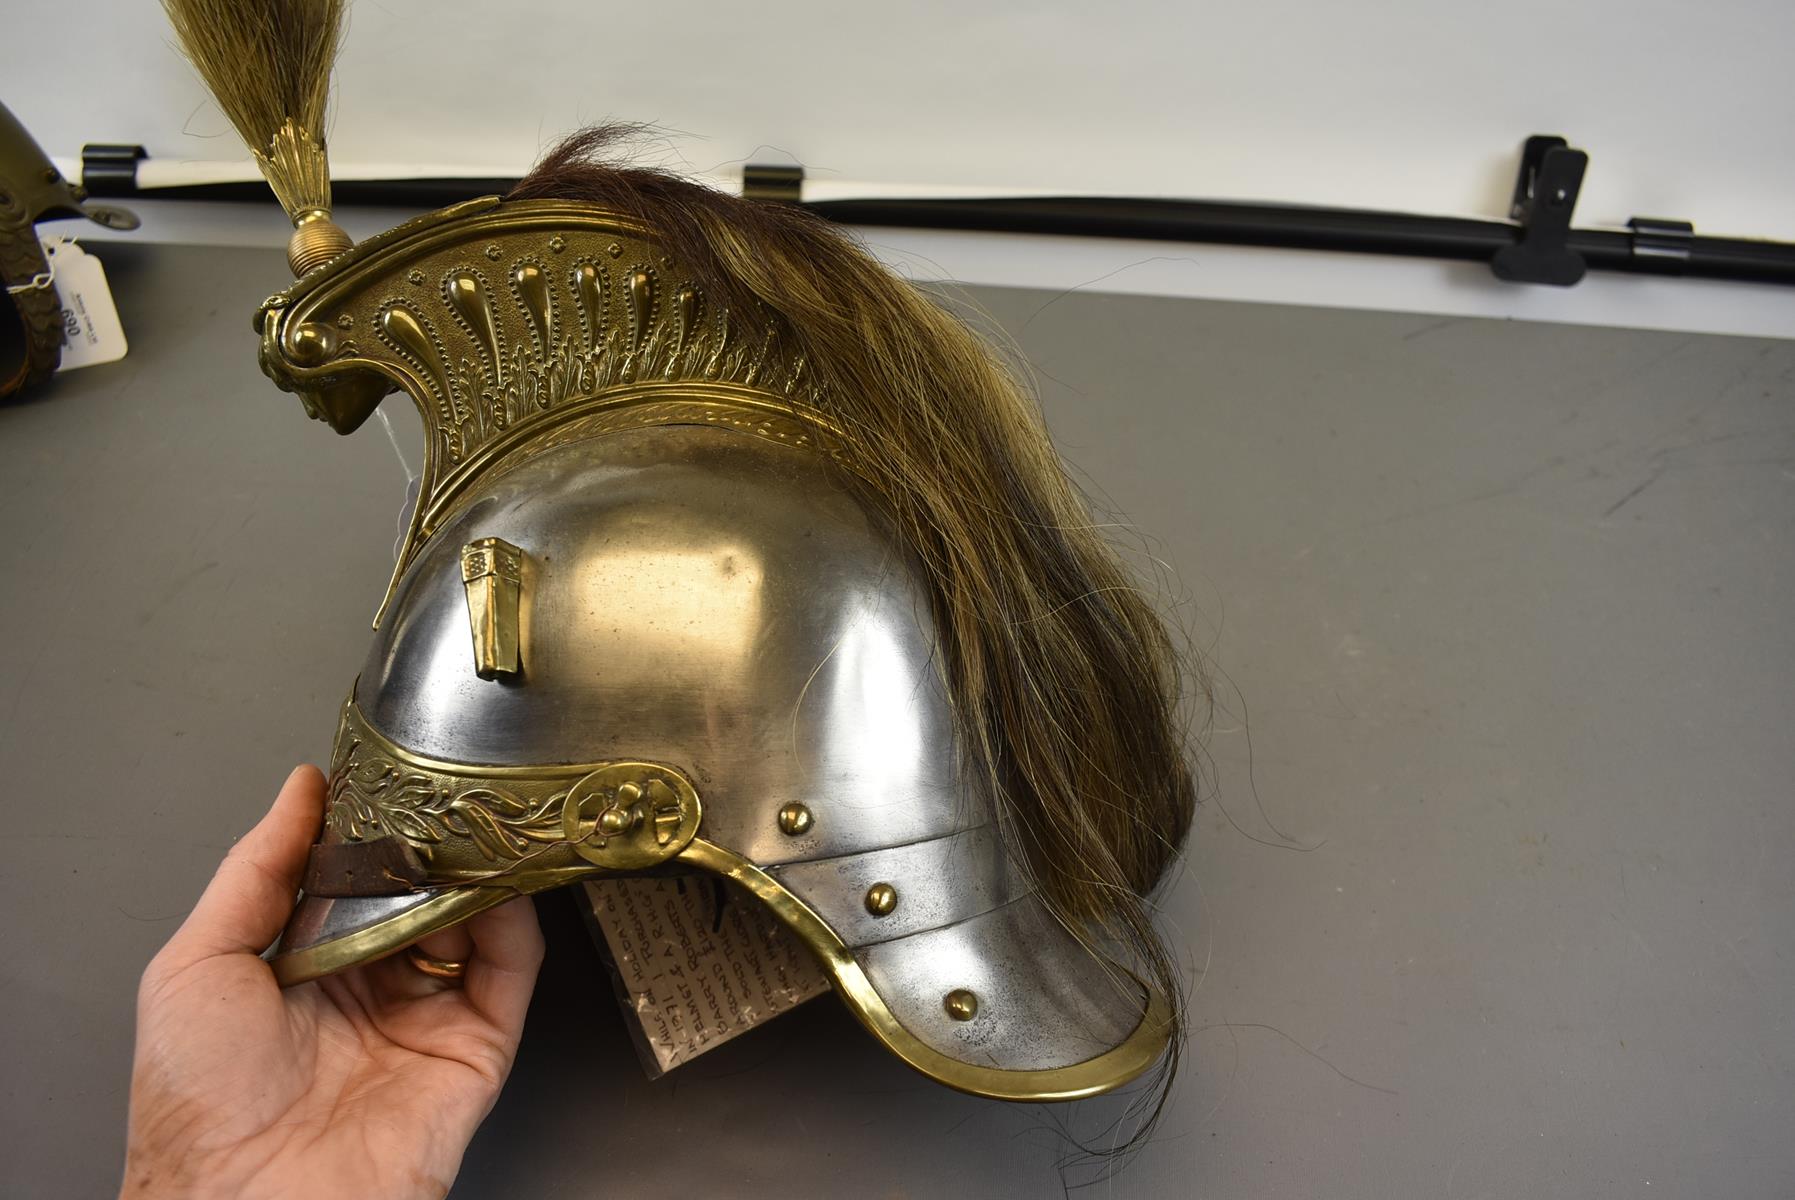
[944,989,978,1021]
[864,882,897,916]
[289,322,335,366]
[776,802,813,836]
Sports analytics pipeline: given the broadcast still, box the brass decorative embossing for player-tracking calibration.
[321,698,703,885]
[256,200,838,625]
[459,536,524,679]
[326,710,568,862]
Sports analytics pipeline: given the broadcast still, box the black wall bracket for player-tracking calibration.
[742,164,803,204]
[1627,216,1695,272]
[80,143,147,197]
[1491,135,1589,286]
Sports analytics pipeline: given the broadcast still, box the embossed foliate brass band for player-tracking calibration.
[318,697,701,894]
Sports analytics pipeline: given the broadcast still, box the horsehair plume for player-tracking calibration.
[162,0,352,273]
[161,0,342,161]
[511,128,1205,1149]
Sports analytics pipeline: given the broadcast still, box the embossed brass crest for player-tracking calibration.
[253,199,844,627]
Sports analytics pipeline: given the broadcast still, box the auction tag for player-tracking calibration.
[582,876,830,1078]
[42,238,128,371]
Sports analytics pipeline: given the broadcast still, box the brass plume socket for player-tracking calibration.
[288,210,353,276]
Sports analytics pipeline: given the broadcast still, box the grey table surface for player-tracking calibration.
[2,240,1791,1199]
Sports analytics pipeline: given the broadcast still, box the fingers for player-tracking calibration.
[157,765,325,971]
[357,897,543,1021]
[462,897,545,1036]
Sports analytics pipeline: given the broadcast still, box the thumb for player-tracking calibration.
[157,765,325,971]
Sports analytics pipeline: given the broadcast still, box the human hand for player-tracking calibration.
[120,766,544,1200]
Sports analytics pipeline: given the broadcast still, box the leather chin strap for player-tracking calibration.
[302,839,429,897]
[0,188,60,399]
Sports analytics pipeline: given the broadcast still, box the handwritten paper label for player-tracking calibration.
[42,238,127,370]
[583,876,829,1078]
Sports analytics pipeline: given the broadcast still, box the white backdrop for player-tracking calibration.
[6,0,1792,334]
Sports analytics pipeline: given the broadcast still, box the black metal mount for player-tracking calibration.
[1490,135,1589,285]
[741,164,803,204]
[80,144,147,197]
[1627,217,1695,271]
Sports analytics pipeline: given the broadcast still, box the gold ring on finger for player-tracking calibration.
[406,946,469,982]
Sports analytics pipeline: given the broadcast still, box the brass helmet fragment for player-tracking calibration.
[0,101,137,398]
